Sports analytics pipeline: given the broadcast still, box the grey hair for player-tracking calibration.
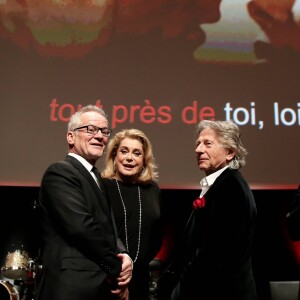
[196,120,248,169]
[68,105,108,131]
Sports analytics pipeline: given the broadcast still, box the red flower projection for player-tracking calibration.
[0,0,222,58]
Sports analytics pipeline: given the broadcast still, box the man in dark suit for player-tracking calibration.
[287,184,300,240]
[36,105,132,300]
[171,120,258,300]
[286,184,300,300]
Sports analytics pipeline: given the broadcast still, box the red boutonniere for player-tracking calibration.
[193,196,206,210]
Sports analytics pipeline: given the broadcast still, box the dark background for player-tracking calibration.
[0,187,298,300]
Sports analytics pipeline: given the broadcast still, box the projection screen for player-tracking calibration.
[0,0,299,189]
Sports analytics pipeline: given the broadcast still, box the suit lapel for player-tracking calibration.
[204,168,236,198]
[65,156,112,218]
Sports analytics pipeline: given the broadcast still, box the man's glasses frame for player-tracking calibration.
[73,125,112,137]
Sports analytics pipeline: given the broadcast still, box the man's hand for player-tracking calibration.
[110,253,133,298]
[116,253,133,286]
[111,286,129,300]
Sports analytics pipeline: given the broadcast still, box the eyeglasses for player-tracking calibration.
[73,125,112,137]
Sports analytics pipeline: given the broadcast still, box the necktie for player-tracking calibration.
[91,167,102,191]
[91,167,112,217]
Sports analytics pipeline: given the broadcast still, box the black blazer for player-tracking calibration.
[36,155,126,300]
[286,185,300,240]
[171,168,258,300]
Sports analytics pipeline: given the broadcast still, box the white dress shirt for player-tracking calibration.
[199,166,229,198]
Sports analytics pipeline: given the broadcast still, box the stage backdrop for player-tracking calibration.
[0,0,299,189]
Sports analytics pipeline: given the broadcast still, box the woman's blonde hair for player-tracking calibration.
[101,128,158,184]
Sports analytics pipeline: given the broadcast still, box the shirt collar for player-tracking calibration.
[68,153,94,172]
[200,165,229,188]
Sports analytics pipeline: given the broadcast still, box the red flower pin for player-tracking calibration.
[193,196,206,210]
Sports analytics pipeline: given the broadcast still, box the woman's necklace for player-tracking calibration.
[115,179,141,263]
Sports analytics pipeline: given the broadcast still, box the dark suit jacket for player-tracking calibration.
[286,185,300,240]
[171,168,258,300]
[36,155,127,300]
